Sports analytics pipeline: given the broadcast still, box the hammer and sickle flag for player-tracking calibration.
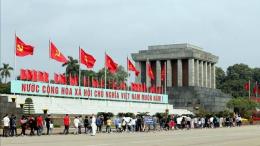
[16,36,34,57]
[105,53,118,74]
[50,41,67,63]
[80,48,96,69]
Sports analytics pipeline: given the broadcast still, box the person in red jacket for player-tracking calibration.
[36,115,43,136]
[63,114,70,134]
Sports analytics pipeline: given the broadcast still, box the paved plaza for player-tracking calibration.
[1,126,260,146]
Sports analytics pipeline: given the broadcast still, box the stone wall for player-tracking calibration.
[167,87,232,112]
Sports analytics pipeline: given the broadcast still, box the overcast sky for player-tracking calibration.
[1,0,260,80]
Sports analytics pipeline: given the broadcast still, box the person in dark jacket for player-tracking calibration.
[45,115,51,135]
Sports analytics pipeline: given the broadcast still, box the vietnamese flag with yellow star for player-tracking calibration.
[80,48,96,69]
[16,36,34,57]
[50,41,67,63]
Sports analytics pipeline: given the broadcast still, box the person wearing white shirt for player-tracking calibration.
[74,116,80,135]
[91,114,97,136]
[2,114,10,137]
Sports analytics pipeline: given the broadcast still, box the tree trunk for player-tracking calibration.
[5,76,7,84]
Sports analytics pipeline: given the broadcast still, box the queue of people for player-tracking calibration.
[1,113,244,137]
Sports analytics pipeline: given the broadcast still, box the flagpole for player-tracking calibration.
[249,80,251,99]
[127,56,130,91]
[104,51,107,89]
[164,61,167,94]
[78,46,81,87]
[13,32,16,96]
[48,39,51,100]
[256,81,258,97]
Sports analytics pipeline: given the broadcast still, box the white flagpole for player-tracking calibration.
[78,47,81,87]
[13,32,16,96]
[127,56,130,91]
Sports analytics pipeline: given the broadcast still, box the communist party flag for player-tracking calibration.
[127,58,139,76]
[147,63,155,80]
[105,54,118,73]
[50,42,67,63]
[16,36,34,57]
[80,49,96,69]
[161,63,166,81]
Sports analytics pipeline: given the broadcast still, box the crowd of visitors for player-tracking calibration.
[1,113,244,137]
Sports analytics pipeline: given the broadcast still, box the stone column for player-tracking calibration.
[177,59,183,87]
[135,61,141,83]
[207,63,212,88]
[166,60,172,87]
[211,63,216,89]
[203,61,208,88]
[195,60,200,86]
[199,60,204,87]
[146,60,151,87]
[188,59,195,86]
[156,60,161,87]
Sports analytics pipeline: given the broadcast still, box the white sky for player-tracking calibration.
[1,0,260,80]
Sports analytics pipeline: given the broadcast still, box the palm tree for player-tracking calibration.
[62,56,79,76]
[0,63,14,83]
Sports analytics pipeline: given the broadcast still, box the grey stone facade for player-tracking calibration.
[131,43,231,112]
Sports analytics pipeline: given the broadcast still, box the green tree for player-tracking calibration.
[97,65,128,84]
[227,97,259,118]
[0,63,14,83]
[220,64,253,97]
[216,66,225,89]
[62,56,79,76]
[252,68,260,83]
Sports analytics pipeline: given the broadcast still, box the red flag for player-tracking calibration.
[142,83,147,92]
[38,71,44,82]
[150,85,156,93]
[69,75,78,86]
[83,76,87,87]
[244,82,250,91]
[92,78,99,88]
[131,83,136,91]
[147,63,155,80]
[80,49,96,69]
[27,70,33,80]
[50,42,67,63]
[161,63,166,81]
[54,73,60,84]
[16,36,34,57]
[105,54,118,73]
[127,58,139,76]
[20,69,27,80]
[43,72,49,83]
[253,83,258,94]
[100,79,105,88]
[60,74,66,84]
[32,70,38,82]
[120,82,126,90]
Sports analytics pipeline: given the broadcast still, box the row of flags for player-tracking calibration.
[15,36,141,76]
[15,35,167,94]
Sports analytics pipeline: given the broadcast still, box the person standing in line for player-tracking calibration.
[2,114,10,137]
[74,116,80,135]
[131,116,137,132]
[113,116,120,132]
[45,115,51,135]
[91,114,97,136]
[20,115,27,136]
[96,116,102,133]
[28,115,35,135]
[63,114,70,134]
[9,114,17,136]
[37,115,43,136]
[84,116,89,134]
[78,115,83,134]
[106,117,112,133]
